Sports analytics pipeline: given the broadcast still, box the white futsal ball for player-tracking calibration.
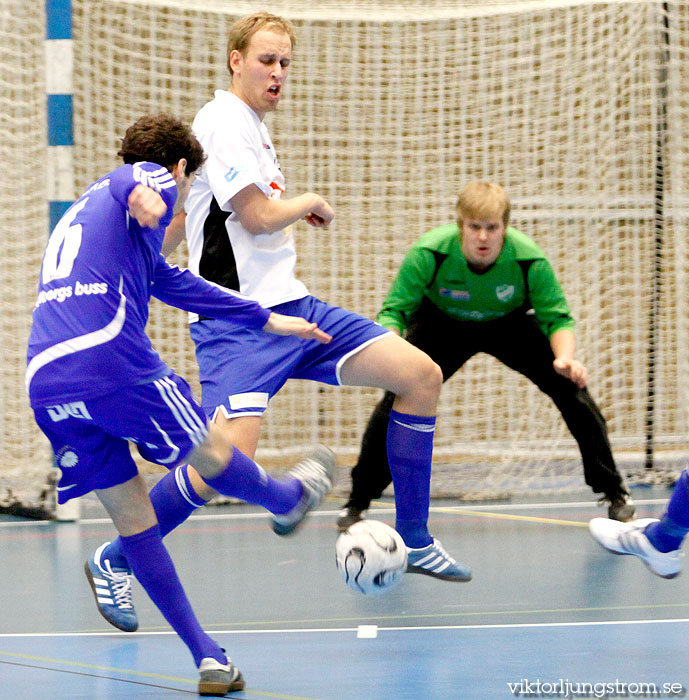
[335,520,407,595]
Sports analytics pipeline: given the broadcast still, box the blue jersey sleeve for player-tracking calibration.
[151,257,271,329]
[109,162,177,230]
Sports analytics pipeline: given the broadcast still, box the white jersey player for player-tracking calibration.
[87,12,470,646]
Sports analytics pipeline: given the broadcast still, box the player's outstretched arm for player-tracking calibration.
[263,312,332,344]
[152,262,331,344]
[127,184,167,228]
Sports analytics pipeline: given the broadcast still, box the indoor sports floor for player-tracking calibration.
[1,486,687,699]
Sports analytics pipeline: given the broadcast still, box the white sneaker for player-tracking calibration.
[272,445,335,536]
[198,656,244,696]
[589,517,684,579]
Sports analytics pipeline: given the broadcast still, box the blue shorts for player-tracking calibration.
[33,374,208,503]
[190,295,390,420]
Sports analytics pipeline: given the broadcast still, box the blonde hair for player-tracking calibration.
[455,182,510,227]
[226,12,296,75]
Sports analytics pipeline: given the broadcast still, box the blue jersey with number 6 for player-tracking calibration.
[26,162,270,407]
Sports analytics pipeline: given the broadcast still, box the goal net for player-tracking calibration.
[3,0,689,514]
[0,1,57,516]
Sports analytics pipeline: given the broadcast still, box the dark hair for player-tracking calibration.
[118,114,205,175]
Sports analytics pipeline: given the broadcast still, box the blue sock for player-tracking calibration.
[645,468,689,553]
[119,524,224,667]
[386,409,435,548]
[203,446,302,513]
[102,464,205,569]
[103,452,301,570]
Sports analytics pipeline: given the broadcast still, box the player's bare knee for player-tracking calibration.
[188,465,218,501]
[416,355,442,396]
[186,426,232,488]
[183,459,220,501]
[398,355,442,405]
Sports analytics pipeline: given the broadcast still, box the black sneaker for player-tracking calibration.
[336,505,366,532]
[602,492,636,522]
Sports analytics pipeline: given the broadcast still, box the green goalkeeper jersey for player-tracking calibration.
[377,223,575,338]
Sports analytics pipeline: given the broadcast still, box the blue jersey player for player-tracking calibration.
[26,114,334,696]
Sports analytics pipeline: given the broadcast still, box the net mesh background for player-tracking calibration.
[0,1,55,513]
[3,0,689,511]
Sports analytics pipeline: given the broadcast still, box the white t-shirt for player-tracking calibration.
[185,90,309,311]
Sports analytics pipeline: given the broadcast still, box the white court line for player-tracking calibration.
[0,499,672,528]
[1,617,689,639]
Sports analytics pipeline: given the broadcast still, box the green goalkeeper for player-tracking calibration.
[338,181,634,530]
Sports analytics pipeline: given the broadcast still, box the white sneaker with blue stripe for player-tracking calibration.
[589,517,684,579]
[84,542,138,632]
[406,538,472,581]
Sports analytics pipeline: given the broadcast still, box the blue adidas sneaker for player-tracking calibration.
[84,542,138,632]
[406,538,472,582]
[272,445,335,536]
